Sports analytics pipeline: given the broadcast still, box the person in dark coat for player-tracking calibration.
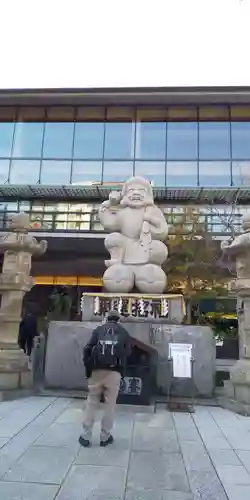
[18,312,38,357]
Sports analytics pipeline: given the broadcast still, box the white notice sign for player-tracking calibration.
[169,343,192,379]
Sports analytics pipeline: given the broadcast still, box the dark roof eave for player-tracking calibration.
[0,185,249,204]
[1,86,250,106]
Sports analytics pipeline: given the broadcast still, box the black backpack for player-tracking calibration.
[92,322,126,369]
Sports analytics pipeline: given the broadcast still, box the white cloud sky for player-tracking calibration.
[0,0,249,89]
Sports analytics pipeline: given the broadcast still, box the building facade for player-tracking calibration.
[0,87,250,314]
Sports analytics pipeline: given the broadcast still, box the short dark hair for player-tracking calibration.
[107,310,120,322]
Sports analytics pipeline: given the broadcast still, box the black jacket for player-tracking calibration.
[83,321,131,377]
[18,314,38,343]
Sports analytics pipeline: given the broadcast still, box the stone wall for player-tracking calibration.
[44,321,215,397]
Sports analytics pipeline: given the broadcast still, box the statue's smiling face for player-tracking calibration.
[124,183,148,207]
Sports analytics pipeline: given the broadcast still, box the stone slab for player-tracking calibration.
[188,470,228,500]
[132,426,180,452]
[34,422,81,448]
[209,449,242,467]
[2,445,76,484]
[56,464,127,500]
[127,451,189,491]
[236,450,250,473]
[75,447,130,467]
[0,482,59,500]
[180,441,214,471]
[215,464,250,485]
[224,484,250,500]
[125,490,194,500]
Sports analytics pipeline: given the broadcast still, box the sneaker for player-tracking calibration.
[100,434,114,447]
[78,436,91,447]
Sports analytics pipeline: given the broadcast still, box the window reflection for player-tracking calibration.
[232,161,250,186]
[166,161,198,187]
[199,161,231,187]
[167,123,198,160]
[40,160,71,184]
[0,159,9,183]
[12,123,44,158]
[135,122,166,159]
[134,161,165,186]
[43,123,74,158]
[71,161,102,184]
[0,123,14,157]
[73,123,104,159]
[199,122,230,160]
[9,160,40,185]
[103,161,133,183]
[231,122,250,160]
[104,122,135,159]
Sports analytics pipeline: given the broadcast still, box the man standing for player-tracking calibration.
[79,310,130,448]
[18,310,38,360]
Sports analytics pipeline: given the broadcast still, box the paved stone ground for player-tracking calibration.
[0,398,250,499]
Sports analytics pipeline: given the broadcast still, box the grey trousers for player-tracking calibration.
[82,369,121,441]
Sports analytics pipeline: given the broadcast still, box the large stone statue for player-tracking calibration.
[99,177,168,293]
[220,214,250,414]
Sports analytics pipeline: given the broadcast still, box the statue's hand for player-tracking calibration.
[109,191,121,206]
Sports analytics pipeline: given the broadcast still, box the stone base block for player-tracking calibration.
[0,369,33,390]
[0,348,29,372]
[218,379,250,416]
[0,388,36,402]
[231,359,250,386]
[0,347,33,398]
[218,395,250,416]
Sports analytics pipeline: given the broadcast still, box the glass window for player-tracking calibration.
[231,122,250,160]
[40,160,71,184]
[103,161,133,183]
[0,123,14,156]
[0,159,10,183]
[104,122,135,159]
[166,161,198,187]
[73,123,104,159]
[232,161,250,186]
[199,161,231,187]
[134,161,165,186]
[12,123,44,158]
[199,122,230,160]
[167,123,198,160]
[43,123,74,158]
[135,122,166,159]
[71,161,102,184]
[9,160,40,184]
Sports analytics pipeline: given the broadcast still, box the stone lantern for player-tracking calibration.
[220,214,250,414]
[0,213,47,395]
